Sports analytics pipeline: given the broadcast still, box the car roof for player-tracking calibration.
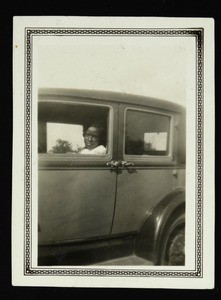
[38,88,185,114]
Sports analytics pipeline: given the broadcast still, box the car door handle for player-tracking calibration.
[121,160,135,168]
[106,161,120,169]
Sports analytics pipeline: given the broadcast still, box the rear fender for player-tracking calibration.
[135,188,185,264]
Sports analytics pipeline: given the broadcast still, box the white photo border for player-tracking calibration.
[23,27,203,278]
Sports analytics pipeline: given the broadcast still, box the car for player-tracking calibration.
[38,88,186,266]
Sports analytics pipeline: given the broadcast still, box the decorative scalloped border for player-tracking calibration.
[24,28,203,277]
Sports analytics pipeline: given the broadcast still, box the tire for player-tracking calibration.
[161,225,185,265]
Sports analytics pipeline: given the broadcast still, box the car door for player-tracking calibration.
[111,104,181,234]
[38,96,118,245]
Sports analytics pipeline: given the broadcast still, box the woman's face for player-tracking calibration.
[84,127,100,150]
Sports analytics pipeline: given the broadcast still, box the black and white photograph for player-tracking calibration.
[12,16,215,288]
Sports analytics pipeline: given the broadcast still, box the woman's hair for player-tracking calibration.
[83,121,106,146]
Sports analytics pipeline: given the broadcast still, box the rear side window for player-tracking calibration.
[125,109,171,156]
[38,101,110,156]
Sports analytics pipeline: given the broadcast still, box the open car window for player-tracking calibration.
[46,123,84,154]
[38,101,110,156]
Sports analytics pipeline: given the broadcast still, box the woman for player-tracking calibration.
[80,123,106,155]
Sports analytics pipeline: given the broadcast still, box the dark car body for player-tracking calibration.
[38,88,186,266]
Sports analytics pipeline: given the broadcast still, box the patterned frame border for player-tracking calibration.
[24,28,203,278]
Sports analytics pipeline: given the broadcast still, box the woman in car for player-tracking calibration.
[80,123,106,155]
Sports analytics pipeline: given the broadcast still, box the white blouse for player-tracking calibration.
[80,145,106,155]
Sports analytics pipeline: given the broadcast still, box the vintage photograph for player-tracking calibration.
[37,34,186,267]
[12,17,214,288]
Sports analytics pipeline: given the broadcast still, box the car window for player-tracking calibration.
[38,101,110,156]
[46,123,84,154]
[124,109,171,156]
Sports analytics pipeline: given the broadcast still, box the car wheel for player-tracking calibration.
[161,225,185,265]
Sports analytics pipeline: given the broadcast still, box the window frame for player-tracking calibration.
[38,99,114,168]
[123,106,176,165]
